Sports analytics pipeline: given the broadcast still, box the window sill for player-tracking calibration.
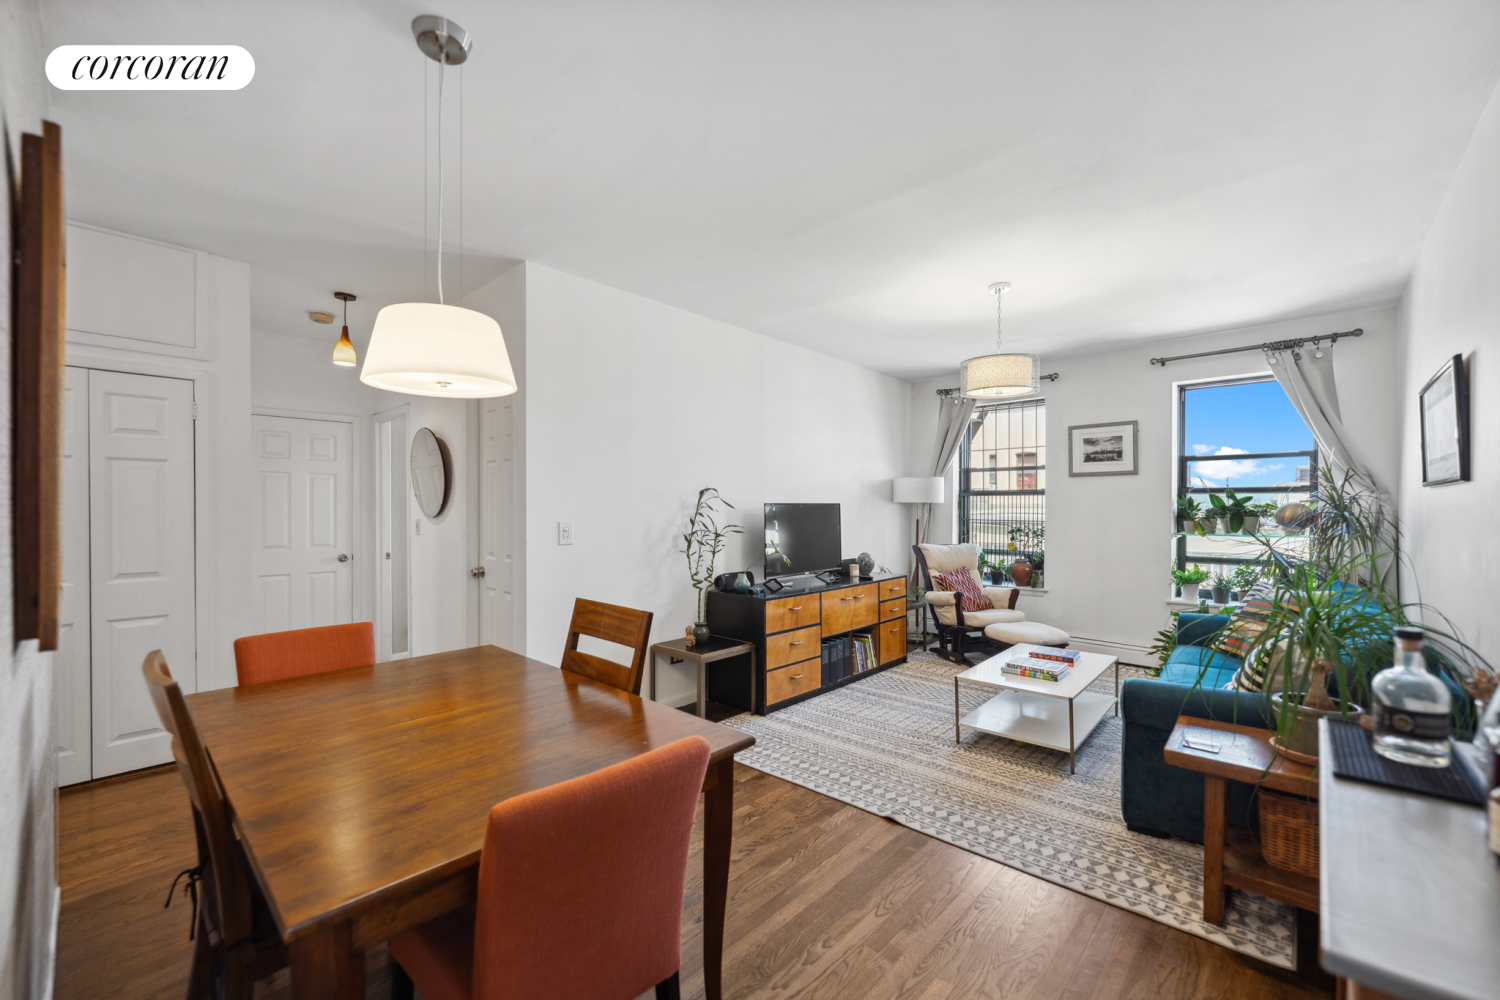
[1166,598,1239,610]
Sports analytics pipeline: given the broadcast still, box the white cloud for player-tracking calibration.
[1190,446,1275,486]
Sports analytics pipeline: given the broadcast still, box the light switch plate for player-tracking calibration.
[558,521,573,545]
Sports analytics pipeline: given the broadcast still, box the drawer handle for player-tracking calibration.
[791,673,803,679]
[790,605,803,610]
[842,596,854,601]
[790,640,803,646]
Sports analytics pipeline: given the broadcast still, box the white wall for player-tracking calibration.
[912,305,1401,663]
[1399,75,1500,669]
[401,393,473,656]
[521,263,910,706]
[0,0,56,996]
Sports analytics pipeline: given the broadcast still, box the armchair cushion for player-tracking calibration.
[924,590,956,606]
[933,606,1025,627]
[982,587,1020,609]
[917,542,982,576]
[933,567,988,612]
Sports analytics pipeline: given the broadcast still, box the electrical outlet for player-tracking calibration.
[558,521,573,545]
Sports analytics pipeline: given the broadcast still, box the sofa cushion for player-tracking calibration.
[1160,645,1241,689]
[1176,613,1231,647]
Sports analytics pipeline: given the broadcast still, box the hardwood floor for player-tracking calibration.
[57,762,1331,1000]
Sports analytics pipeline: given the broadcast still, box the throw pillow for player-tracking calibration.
[933,567,989,613]
[1232,632,1295,694]
[1215,581,1297,660]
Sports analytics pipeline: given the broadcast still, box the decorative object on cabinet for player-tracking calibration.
[857,552,875,577]
[360,16,517,399]
[14,121,65,650]
[684,487,742,638]
[331,291,357,366]
[409,427,450,516]
[1068,420,1138,476]
[1419,353,1470,486]
[959,281,1040,399]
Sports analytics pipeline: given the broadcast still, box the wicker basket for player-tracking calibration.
[1258,790,1319,878]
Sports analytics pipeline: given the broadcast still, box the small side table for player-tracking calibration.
[1163,716,1320,925]
[649,636,757,718]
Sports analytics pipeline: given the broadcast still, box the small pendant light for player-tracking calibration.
[959,282,1040,399]
[332,291,357,366]
[361,16,517,399]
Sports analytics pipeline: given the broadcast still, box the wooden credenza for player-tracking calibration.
[706,574,907,714]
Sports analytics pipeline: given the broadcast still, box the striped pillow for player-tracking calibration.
[1215,581,1295,660]
[933,567,989,613]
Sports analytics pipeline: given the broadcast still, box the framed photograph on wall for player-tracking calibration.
[1069,420,1138,476]
[1419,353,1469,486]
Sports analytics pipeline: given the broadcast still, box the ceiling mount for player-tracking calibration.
[411,15,471,65]
[334,291,356,303]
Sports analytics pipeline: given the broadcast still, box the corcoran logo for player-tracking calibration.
[46,45,254,90]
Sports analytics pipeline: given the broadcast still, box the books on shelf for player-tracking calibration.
[1028,648,1080,665]
[1002,659,1071,682]
[821,633,880,683]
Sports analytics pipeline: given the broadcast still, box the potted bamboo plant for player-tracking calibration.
[683,487,741,645]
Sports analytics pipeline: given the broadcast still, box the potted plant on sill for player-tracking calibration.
[684,487,741,646]
[1170,563,1209,600]
[1175,495,1204,534]
[1209,571,1232,605]
[1229,563,1260,602]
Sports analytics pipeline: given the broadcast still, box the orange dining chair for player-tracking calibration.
[143,651,288,1000]
[389,735,712,1000]
[232,622,375,686]
[560,598,654,694]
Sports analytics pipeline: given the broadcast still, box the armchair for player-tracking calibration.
[912,542,1024,664]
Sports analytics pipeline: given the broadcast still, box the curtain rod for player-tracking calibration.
[936,372,1058,396]
[1148,328,1362,367]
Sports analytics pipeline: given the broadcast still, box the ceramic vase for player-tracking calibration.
[1010,559,1033,587]
[692,622,711,646]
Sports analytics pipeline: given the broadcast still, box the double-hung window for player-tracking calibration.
[959,398,1045,584]
[1176,377,1316,587]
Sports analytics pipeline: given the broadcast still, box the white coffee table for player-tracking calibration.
[954,643,1119,773]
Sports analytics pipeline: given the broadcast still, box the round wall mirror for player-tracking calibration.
[410,427,450,517]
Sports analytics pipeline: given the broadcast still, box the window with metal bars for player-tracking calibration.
[959,398,1045,585]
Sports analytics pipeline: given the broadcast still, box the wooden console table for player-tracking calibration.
[1164,716,1319,924]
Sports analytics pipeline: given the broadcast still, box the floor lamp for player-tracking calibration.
[893,476,946,556]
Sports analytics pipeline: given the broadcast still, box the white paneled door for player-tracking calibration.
[477,396,514,650]
[251,415,354,635]
[88,369,197,779]
[55,367,92,786]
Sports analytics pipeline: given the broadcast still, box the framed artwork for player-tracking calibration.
[1419,353,1469,486]
[1068,420,1138,476]
[13,121,65,650]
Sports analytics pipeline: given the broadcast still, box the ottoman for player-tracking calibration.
[983,620,1070,649]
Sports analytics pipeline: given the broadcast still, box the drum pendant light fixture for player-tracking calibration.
[361,16,517,399]
[959,282,1040,399]
[331,291,357,366]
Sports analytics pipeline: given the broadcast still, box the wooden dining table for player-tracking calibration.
[186,644,755,1000]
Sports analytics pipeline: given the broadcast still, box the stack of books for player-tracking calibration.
[851,634,876,674]
[1001,648,1079,682]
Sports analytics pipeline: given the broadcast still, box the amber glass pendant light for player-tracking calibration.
[332,291,357,366]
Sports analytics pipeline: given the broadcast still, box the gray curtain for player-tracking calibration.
[1266,343,1382,497]
[920,394,977,543]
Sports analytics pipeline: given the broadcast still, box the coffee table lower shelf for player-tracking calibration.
[956,690,1115,772]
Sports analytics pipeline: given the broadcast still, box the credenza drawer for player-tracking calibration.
[878,576,907,601]
[766,594,820,633]
[879,598,905,622]
[767,624,820,669]
[822,583,877,636]
[766,658,820,705]
[878,618,906,665]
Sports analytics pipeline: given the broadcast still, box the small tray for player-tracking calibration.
[1326,719,1486,807]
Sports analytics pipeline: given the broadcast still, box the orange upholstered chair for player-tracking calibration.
[232,622,375,686]
[389,735,712,1000]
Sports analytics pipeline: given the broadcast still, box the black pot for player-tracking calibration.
[1211,587,1229,604]
[692,623,711,646]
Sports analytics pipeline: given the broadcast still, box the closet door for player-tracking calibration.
[477,396,514,650]
[55,366,92,786]
[89,370,197,778]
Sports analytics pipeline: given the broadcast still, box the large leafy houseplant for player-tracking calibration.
[683,488,741,624]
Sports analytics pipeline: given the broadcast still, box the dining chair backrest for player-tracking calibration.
[559,598,653,695]
[233,622,375,686]
[142,650,255,952]
[471,735,711,1000]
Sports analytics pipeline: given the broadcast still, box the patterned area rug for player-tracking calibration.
[720,650,1297,969]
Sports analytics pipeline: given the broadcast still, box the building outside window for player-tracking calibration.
[1176,377,1316,590]
[959,398,1045,585]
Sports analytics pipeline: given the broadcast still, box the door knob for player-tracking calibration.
[471,566,486,578]
[338,553,350,562]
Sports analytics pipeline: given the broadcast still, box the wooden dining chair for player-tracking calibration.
[142,651,287,1000]
[559,598,654,695]
[389,734,711,1000]
[232,621,375,686]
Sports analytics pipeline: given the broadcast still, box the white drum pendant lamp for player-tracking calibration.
[361,16,517,400]
[959,282,1039,399]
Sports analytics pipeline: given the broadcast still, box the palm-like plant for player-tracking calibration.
[683,487,742,623]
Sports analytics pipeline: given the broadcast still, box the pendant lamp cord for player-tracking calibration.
[995,285,1003,350]
[436,18,446,305]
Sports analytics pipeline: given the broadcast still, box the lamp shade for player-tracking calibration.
[959,352,1040,398]
[360,302,516,398]
[331,325,357,367]
[893,477,945,504]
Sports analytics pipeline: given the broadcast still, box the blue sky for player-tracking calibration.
[1183,380,1313,488]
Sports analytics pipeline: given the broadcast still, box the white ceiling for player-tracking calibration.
[41,0,1500,380]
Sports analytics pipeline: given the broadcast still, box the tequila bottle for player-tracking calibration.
[1372,627,1452,768]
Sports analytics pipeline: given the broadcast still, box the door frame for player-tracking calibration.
[373,403,411,661]
[251,407,370,629]
[61,354,203,694]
